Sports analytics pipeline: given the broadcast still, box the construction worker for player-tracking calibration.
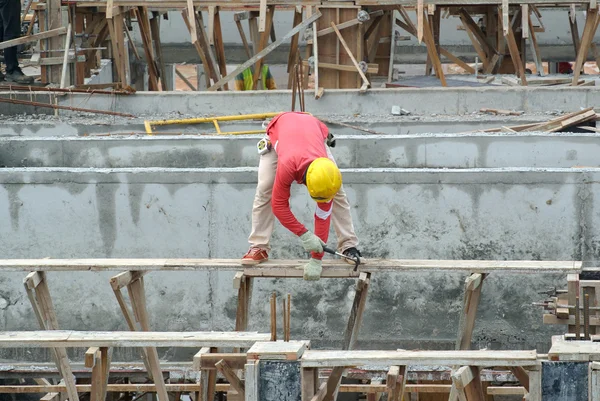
[0,0,34,83]
[234,65,276,91]
[241,112,362,280]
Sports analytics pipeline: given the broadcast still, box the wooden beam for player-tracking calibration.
[215,359,245,398]
[528,12,544,75]
[212,7,229,90]
[208,11,322,91]
[440,47,475,73]
[150,13,167,90]
[330,21,370,89]
[0,27,66,51]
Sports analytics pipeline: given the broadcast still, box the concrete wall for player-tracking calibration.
[0,166,596,361]
[1,134,600,169]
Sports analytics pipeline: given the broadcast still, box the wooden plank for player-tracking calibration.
[330,21,370,89]
[343,272,370,350]
[207,5,215,44]
[287,5,303,87]
[0,258,582,273]
[313,9,320,93]
[194,11,222,88]
[208,11,322,91]
[259,0,267,32]
[417,0,423,42]
[135,7,160,90]
[508,366,530,391]
[305,60,379,74]
[60,23,73,89]
[247,341,309,361]
[572,8,599,85]
[187,0,196,42]
[569,5,581,55]
[236,20,252,59]
[301,350,539,368]
[0,27,66,51]
[462,367,485,401]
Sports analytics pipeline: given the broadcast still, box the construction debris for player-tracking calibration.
[471,108,597,133]
[480,108,524,116]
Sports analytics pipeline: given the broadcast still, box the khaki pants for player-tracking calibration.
[248,146,359,252]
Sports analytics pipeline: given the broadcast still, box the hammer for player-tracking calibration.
[322,245,361,271]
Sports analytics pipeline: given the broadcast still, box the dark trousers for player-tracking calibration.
[0,0,21,73]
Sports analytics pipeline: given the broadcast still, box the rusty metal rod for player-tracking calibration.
[270,292,277,342]
[0,97,135,117]
[0,84,135,95]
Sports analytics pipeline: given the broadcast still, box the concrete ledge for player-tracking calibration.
[1,133,599,169]
[2,87,600,116]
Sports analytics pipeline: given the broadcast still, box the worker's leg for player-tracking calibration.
[247,149,278,250]
[326,146,359,252]
[0,0,21,73]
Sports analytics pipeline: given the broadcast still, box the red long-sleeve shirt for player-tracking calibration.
[267,112,333,259]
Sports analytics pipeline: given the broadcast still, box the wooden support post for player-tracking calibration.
[194,11,222,88]
[181,10,213,88]
[302,367,319,401]
[236,19,253,60]
[234,273,253,350]
[386,366,407,401]
[23,272,78,401]
[509,366,530,392]
[422,10,446,86]
[86,346,111,401]
[456,273,486,350]
[527,366,541,401]
[245,360,260,401]
[135,7,159,90]
[572,8,599,85]
[569,5,581,56]
[109,272,169,401]
[528,13,544,75]
[150,13,167,91]
[212,7,228,90]
[252,5,274,89]
[287,6,303,89]
[46,0,62,84]
[321,272,371,401]
[208,11,322,92]
[216,359,245,399]
[312,11,320,96]
[459,8,494,68]
[505,17,528,85]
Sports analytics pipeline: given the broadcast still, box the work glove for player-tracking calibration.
[300,231,325,253]
[302,258,323,281]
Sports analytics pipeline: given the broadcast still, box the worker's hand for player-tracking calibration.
[300,231,325,253]
[302,258,323,281]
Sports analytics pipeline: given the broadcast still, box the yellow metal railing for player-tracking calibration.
[144,113,282,135]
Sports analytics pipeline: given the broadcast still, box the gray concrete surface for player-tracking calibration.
[1,86,599,117]
[1,133,600,169]
[0,166,594,361]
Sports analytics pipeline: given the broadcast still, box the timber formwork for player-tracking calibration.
[0,258,581,400]
[14,0,600,90]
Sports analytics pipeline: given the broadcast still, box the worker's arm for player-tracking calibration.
[271,167,308,237]
[310,201,332,260]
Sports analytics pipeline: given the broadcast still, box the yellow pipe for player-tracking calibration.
[145,112,281,134]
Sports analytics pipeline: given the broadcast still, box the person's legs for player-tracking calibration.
[242,148,278,264]
[0,0,33,84]
[326,146,359,253]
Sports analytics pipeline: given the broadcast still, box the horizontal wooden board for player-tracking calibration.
[0,259,582,274]
[0,331,270,348]
[301,350,540,367]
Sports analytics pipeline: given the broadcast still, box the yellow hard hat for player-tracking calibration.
[306,158,342,203]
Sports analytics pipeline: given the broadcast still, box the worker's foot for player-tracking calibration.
[342,247,364,265]
[5,68,33,84]
[241,247,269,265]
